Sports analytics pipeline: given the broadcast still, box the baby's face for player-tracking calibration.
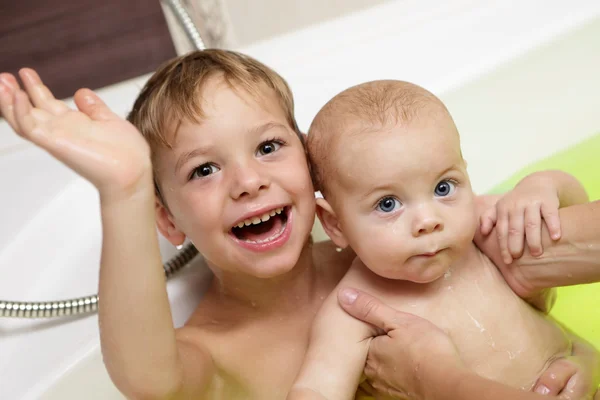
[331,117,477,283]
[153,78,316,277]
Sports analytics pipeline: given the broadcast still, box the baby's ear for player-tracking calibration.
[155,198,186,247]
[316,198,349,249]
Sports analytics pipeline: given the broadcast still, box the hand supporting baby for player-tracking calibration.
[474,171,588,311]
[339,288,600,400]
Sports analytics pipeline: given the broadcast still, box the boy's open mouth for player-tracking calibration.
[231,206,290,244]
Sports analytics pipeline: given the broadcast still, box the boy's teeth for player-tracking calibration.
[235,207,285,228]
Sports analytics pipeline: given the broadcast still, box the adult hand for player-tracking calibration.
[474,194,556,313]
[338,288,464,400]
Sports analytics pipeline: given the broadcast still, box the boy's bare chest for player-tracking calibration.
[199,307,320,399]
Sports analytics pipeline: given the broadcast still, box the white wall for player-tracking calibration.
[223,0,391,46]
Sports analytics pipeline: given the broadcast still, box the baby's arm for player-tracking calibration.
[287,281,374,400]
[475,171,596,310]
[0,70,214,398]
[477,201,600,298]
[480,170,588,264]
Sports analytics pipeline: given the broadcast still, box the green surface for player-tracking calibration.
[491,133,600,349]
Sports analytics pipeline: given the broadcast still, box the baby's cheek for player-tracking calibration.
[454,207,478,245]
[369,236,408,268]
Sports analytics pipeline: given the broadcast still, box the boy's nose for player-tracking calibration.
[411,206,444,237]
[230,163,270,199]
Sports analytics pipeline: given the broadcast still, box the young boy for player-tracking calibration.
[288,80,596,399]
[0,51,354,399]
[0,55,592,399]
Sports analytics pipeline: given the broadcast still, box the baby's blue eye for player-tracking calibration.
[191,163,219,179]
[257,141,282,156]
[377,197,401,213]
[434,180,456,197]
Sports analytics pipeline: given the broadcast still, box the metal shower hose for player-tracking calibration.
[1,0,205,319]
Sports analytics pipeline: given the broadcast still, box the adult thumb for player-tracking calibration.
[338,288,403,333]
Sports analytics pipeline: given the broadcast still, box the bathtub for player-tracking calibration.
[1,0,599,398]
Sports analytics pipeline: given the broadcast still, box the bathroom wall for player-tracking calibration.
[222,0,391,46]
[0,0,176,100]
[164,0,392,53]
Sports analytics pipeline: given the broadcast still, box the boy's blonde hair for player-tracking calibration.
[127,49,300,154]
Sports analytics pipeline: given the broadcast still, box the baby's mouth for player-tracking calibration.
[231,206,289,244]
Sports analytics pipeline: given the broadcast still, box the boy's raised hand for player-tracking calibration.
[0,69,152,202]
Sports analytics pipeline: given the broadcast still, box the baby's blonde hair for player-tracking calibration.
[308,80,452,197]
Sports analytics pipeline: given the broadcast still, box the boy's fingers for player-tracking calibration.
[19,68,69,115]
[508,210,525,259]
[0,73,19,91]
[524,206,543,257]
[74,89,119,122]
[13,90,36,137]
[0,81,18,130]
[541,204,561,241]
[338,288,402,333]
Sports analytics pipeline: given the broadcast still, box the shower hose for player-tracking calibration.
[1,0,206,319]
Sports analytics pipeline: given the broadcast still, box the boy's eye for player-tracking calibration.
[191,163,219,180]
[257,140,282,156]
[434,180,456,197]
[376,196,401,213]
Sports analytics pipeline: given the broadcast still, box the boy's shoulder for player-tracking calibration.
[311,239,355,284]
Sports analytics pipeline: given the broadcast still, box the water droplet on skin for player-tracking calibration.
[444,269,452,279]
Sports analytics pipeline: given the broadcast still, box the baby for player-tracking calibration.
[289,80,594,399]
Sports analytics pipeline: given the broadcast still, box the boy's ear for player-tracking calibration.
[155,198,186,247]
[316,198,349,249]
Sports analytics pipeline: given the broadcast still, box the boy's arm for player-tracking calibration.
[99,185,215,398]
[0,70,215,399]
[287,288,372,400]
